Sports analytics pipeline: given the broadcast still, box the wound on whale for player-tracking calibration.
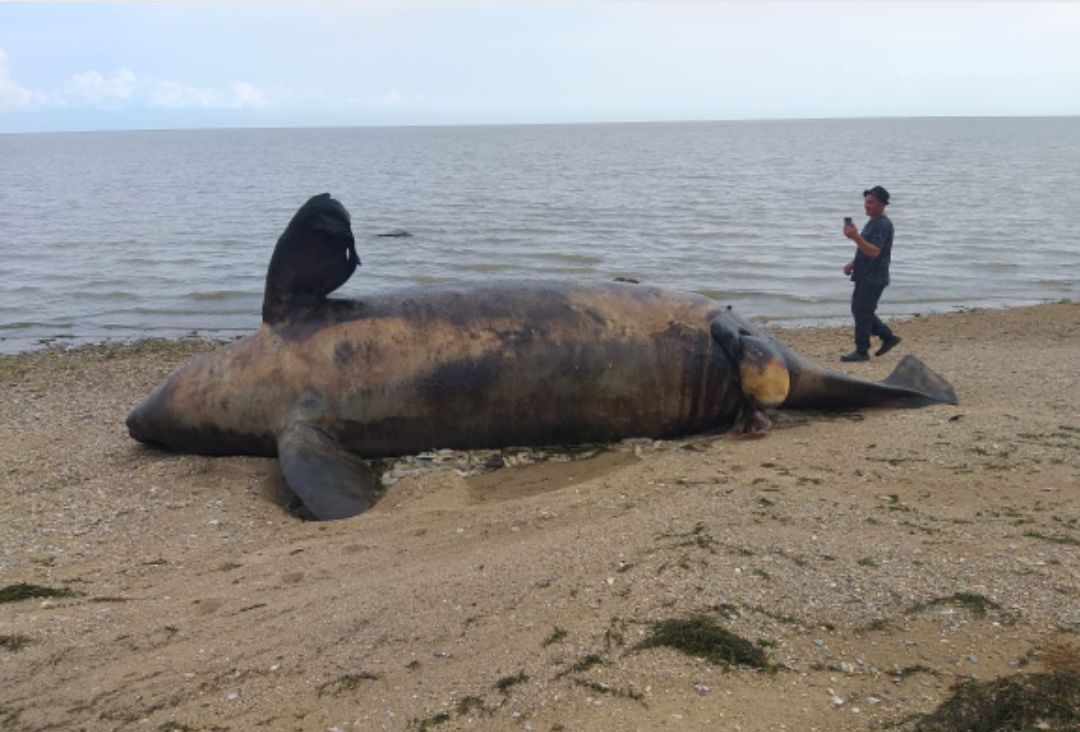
[126,193,958,521]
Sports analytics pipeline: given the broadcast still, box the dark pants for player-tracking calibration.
[851,280,894,353]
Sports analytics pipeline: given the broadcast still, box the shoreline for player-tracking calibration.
[1,296,1072,358]
[2,301,1078,732]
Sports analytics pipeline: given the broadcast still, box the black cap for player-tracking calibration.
[863,185,890,205]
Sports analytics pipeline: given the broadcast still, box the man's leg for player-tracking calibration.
[870,313,894,342]
[867,284,902,356]
[843,285,873,361]
[851,282,884,355]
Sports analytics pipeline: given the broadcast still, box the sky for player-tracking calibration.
[1,2,1078,133]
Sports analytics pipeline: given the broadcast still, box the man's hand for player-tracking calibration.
[845,226,882,257]
[843,260,854,277]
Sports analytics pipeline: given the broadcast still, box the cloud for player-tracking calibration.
[64,67,140,107]
[0,48,323,113]
[0,48,48,111]
[376,90,406,108]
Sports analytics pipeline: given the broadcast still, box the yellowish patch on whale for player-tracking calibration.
[738,337,791,408]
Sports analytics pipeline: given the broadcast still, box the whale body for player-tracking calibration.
[127,195,958,520]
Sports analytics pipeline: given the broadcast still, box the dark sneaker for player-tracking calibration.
[875,335,902,357]
[840,350,870,362]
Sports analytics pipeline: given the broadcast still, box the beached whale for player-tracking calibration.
[126,194,958,520]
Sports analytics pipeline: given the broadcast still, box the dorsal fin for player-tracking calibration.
[262,193,360,325]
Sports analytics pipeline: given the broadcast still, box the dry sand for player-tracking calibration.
[1,302,1078,732]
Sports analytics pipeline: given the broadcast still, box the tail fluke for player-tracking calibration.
[881,354,959,407]
[780,352,959,410]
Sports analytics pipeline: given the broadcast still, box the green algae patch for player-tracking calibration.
[0,583,78,604]
[635,614,771,670]
[905,592,1002,618]
[0,634,32,653]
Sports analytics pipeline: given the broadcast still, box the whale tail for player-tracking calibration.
[712,309,958,412]
[780,352,959,410]
[880,353,959,406]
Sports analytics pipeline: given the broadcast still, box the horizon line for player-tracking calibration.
[2,112,1077,136]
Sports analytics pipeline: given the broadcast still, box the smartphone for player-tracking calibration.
[843,217,853,227]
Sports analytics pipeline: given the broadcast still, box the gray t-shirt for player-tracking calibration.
[851,215,893,285]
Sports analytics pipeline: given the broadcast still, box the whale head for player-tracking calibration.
[125,333,283,456]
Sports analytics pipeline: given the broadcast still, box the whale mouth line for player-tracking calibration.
[127,426,167,450]
[126,409,168,450]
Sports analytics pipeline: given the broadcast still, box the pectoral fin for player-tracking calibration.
[277,421,381,521]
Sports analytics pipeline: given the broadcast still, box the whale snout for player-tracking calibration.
[126,382,182,450]
[125,381,277,457]
[126,401,165,448]
[125,405,142,440]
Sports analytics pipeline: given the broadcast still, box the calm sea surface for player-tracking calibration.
[1,117,1077,354]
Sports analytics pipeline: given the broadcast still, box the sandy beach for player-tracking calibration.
[1,301,1078,732]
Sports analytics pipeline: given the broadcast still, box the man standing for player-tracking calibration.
[840,185,902,362]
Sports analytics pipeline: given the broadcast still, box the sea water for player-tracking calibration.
[1,117,1077,353]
